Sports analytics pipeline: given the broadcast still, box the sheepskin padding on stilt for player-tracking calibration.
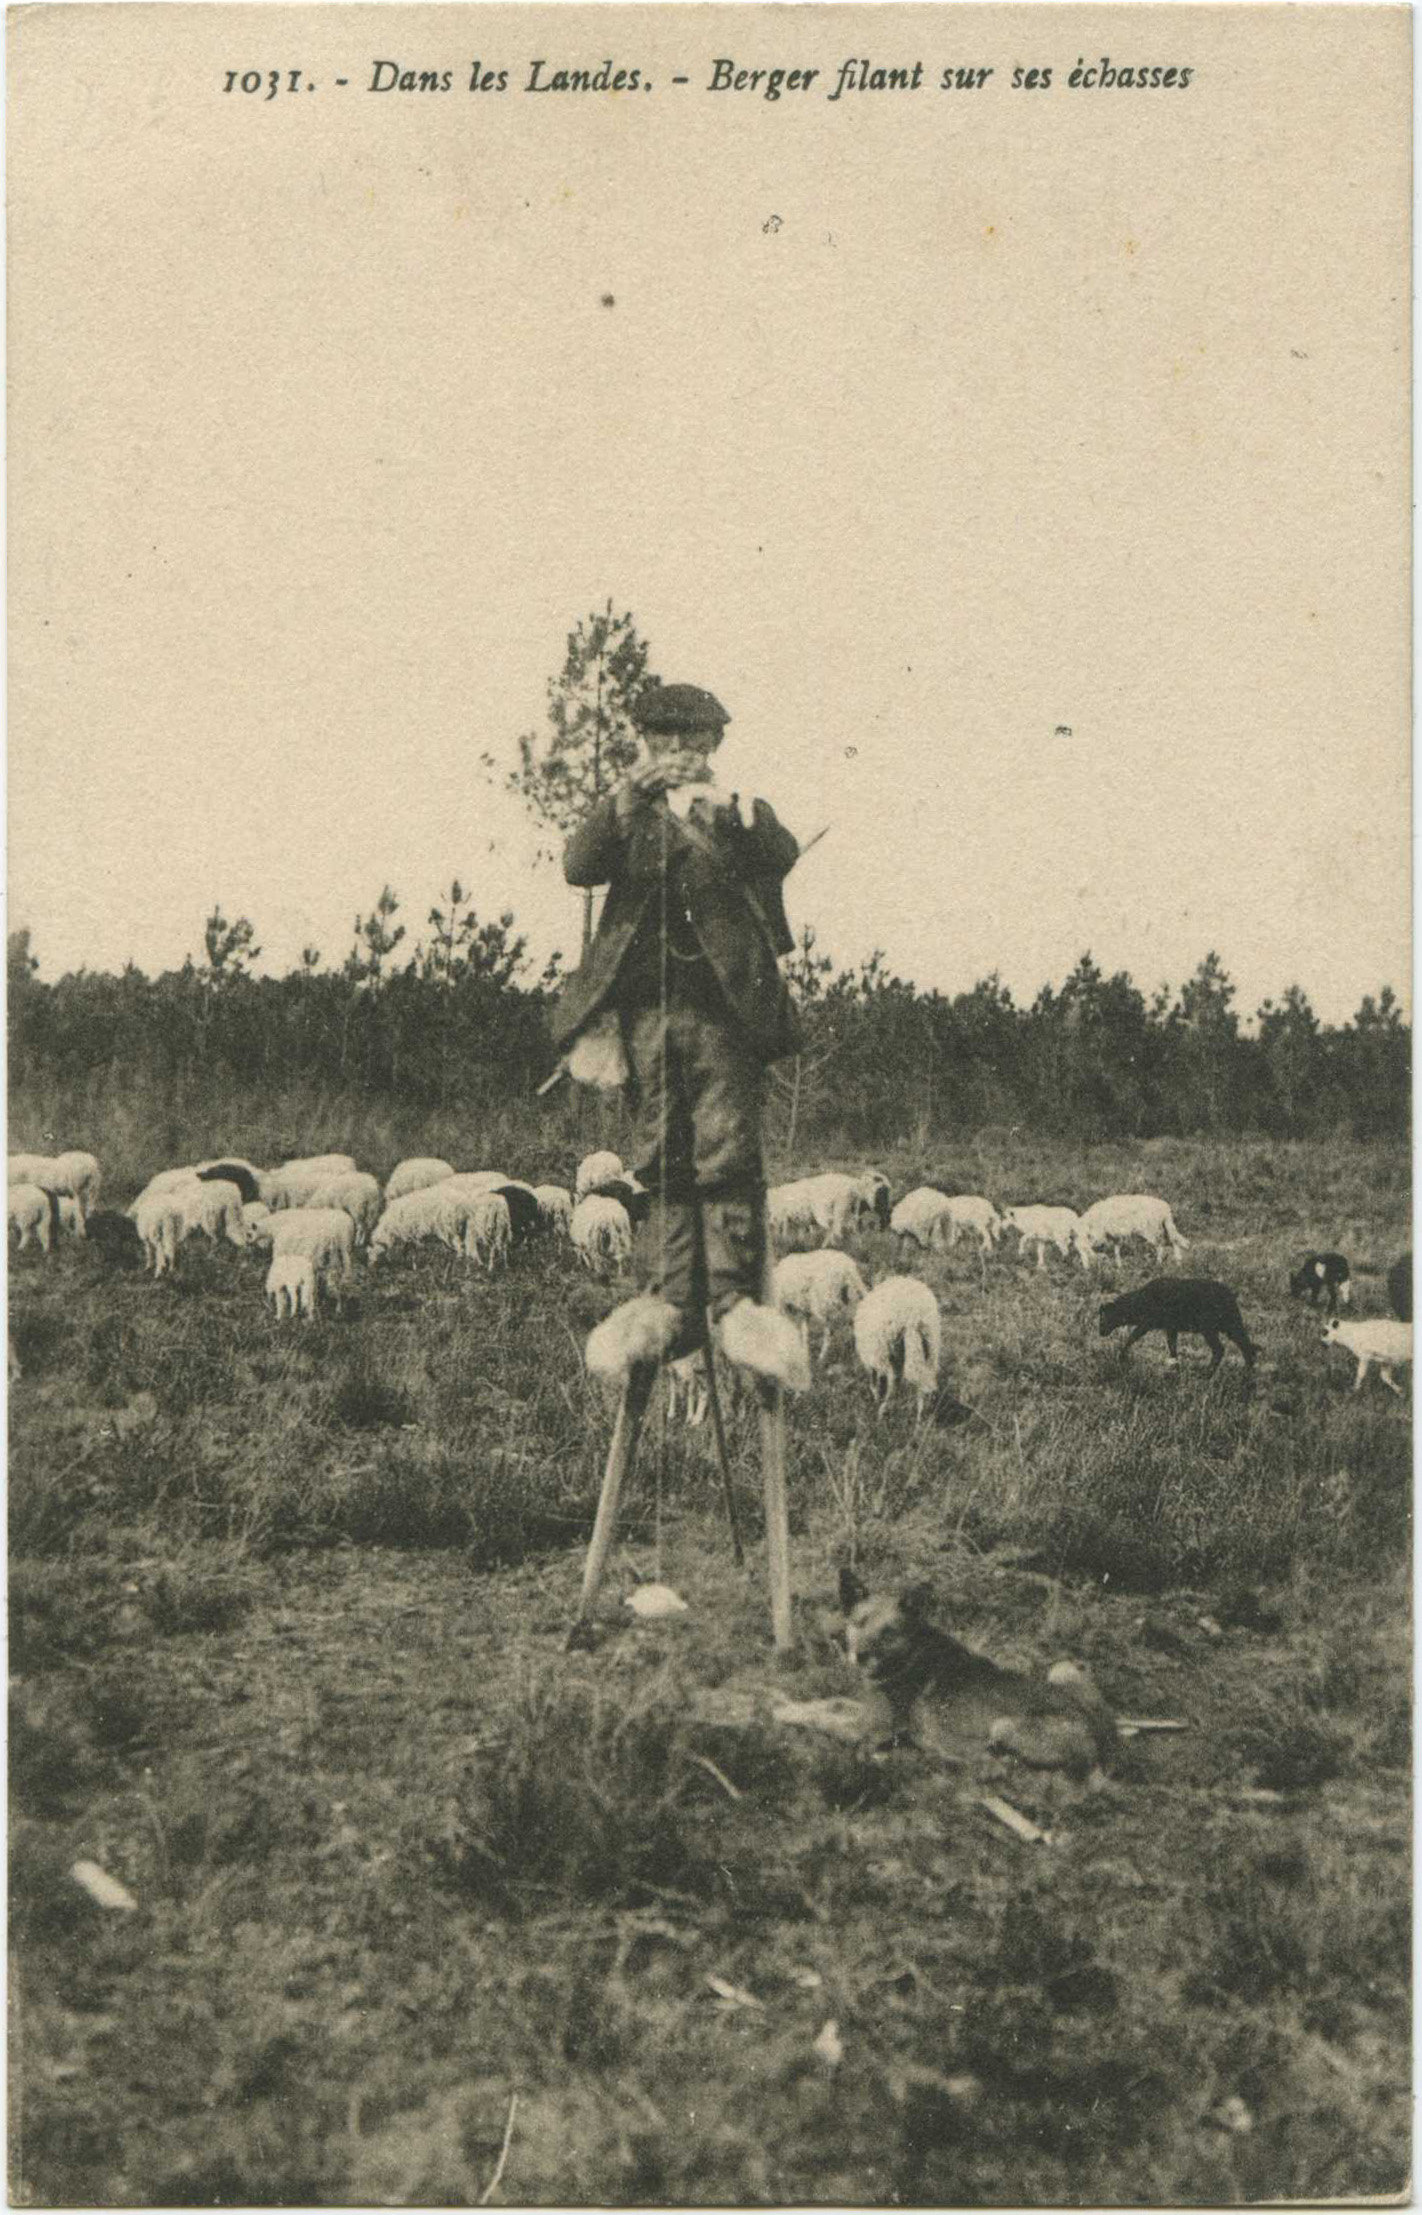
[719,1299,812,1392]
[585,1295,684,1380]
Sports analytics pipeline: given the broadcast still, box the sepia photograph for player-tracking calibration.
[7,3,1412,2203]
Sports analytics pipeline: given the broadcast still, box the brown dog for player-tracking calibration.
[837,1569,1116,1785]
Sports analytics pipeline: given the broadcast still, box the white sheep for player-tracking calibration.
[853,1169,894,1229]
[368,1186,453,1267]
[385,1157,455,1203]
[1003,1204,1085,1271]
[172,1178,249,1250]
[133,1191,184,1276]
[774,1249,868,1366]
[242,1201,271,1238]
[266,1205,357,1293]
[570,1193,633,1276]
[1077,1194,1187,1269]
[307,1172,382,1245]
[265,1252,318,1321]
[258,1158,357,1211]
[8,1151,100,1230]
[575,1149,625,1200]
[128,1166,200,1213]
[50,1151,102,1227]
[439,1188,512,1270]
[533,1184,573,1237]
[890,1187,954,1250]
[1322,1317,1413,1396]
[853,1276,942,1417]
[8,1183,54,1255]
[940,1193,1002,1255]
[768,1172,870,1250]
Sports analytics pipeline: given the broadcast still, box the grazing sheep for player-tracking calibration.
[368,1186,453,1267]
[8,1152,100,1229]
[385,1157,455,1203]
[307,1172,382,1245]
[83,1209,145,1268]
[1077,1194,1187,1268]
[195,1161,261,1205]
[571,1194,634,1277]
[259,1157,358,1212]
[837,1570,1116,1785]
[265,1251,318,1321]
[1288,1251,1351,1315]
[853,1276,942,1416]
[283,1153,356,1178]
[533,1184,573,1237]
[49,1150,102,1228]
[586,1175,652,1228]
[943,1194,1003,1254]
[128,1166,203,1212]
[768,1172,872,1250]
[890,1187,954,1250]
[1322,1316,1413,1396]
[774,1249,868,1365]
[489,1182,542,1247]
[133,1191,184,1277]
[575,1149,624,1200]
[8,1183,54,1255]
[439,1190,512,1270]
[173,1178,249,1250]
[242,1201,271,1238]
[1098,1277,1257,1373]
[900,1190,1002,1256]
[1003,1204,1084,1271]
[1387,1254,1412,1323]
[854,1169,893,1229]
[266,1205,357,1292]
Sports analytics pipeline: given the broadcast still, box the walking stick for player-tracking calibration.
[758,1244,794,1652]
[699,1310,745,1567]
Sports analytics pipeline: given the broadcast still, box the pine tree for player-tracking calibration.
[486,604,657,956]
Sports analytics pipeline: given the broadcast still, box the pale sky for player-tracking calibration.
[8,4,1411,1024]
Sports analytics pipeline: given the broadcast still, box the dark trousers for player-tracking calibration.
[622,994,768,1330]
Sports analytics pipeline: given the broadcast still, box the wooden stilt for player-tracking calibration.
[700,1313,745,1568]
[758,1249,794,1651]
[567,1362,655,1646]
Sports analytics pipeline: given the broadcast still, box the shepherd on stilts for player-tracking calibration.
[551,681,808,1646]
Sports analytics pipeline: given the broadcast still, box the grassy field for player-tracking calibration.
[8,1125,1412,2205]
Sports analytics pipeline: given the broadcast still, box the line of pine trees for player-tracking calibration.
[7,910,1409,1145]
[9,605,1409,1149]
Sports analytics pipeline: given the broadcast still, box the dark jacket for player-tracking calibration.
[550,790,801,1062]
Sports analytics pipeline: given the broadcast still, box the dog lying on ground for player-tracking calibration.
[837,1569,1117,1786]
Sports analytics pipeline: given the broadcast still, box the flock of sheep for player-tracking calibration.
[8,1143,1412,1411]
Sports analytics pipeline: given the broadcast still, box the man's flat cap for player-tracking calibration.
[633,683,731,734]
